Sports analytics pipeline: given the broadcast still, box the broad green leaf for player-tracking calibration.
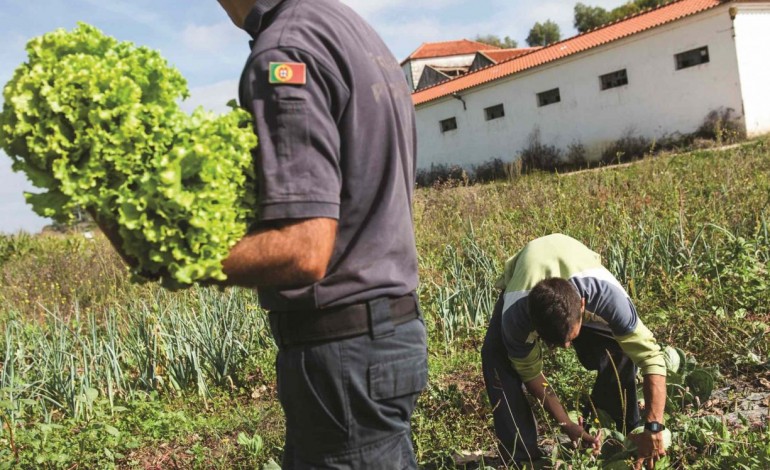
[685,369,714,403]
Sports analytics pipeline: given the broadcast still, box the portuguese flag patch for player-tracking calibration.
[269,62,307,85]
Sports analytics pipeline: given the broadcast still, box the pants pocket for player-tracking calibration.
[368,354,428,400]
[277,344,349,450]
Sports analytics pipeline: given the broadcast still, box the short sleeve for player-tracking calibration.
[571,268,638,336]
[239,47,349,222]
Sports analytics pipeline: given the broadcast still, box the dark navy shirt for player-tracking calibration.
[239,0,418,311]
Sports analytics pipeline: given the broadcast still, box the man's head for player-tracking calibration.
[217,0,257,29]
[528,278,584,348]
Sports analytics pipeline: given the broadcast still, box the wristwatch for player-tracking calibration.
[644,421,665,433]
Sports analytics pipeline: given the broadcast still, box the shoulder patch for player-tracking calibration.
[269,62,307,85]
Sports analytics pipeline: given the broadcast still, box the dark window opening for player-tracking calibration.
[485,104,505,121]
[600,69,629,90]
[537,88,561,107]
[440,117,458,133]
[675,46,709,70]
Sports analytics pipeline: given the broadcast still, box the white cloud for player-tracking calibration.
[180,79,240,115]
[342,0,464,18]
[79,0,170,36]
[182,22,246,54]
[338,0,632,60]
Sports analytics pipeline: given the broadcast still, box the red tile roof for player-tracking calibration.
[413,0,727,106]
[480,48,542,63]
[403,39,500,63]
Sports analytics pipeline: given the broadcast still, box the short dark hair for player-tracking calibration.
[528,278,582,346]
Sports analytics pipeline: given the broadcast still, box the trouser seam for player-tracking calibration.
[339,340,352,442]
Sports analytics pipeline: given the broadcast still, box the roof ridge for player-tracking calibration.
[401,38,502,64]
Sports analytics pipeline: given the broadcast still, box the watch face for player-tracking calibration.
[645,421,664,433]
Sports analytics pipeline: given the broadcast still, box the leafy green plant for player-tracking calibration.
[663,346,716,411]
[237,431,263,458]
[0,23,258,289]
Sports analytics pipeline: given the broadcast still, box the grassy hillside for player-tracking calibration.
[1,139,769,468]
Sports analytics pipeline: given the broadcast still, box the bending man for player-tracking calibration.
[482,233,667,468]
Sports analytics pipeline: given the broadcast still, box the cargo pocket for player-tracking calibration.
[369,354,428,401]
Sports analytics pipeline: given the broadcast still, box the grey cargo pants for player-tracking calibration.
[274,308,428,469]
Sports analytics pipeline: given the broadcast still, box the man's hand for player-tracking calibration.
[628,430,666,469]
[634,374,667,469]
[563,421,602,455]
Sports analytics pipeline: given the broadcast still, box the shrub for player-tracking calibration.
[600,130,651,165]
[564,141,588,170]
[697,107,746,145]
[415,163,467,188]
[505,158,524,180]
[468,158,507,184]
[519,128,563,172]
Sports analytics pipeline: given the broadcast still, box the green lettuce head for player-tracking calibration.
[0,23,258,289]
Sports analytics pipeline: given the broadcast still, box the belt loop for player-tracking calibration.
[411,291,422,319]
[368,297,395,339]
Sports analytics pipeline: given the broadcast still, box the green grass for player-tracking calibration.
[1,138,769,468]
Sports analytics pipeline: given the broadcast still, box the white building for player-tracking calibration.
[412,0,770,170]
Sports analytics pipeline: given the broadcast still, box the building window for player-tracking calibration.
[485,104,505,121]
[600,69,629,90]
[675,46,709,70]
[537,88,561,107]
[440,117,458,133]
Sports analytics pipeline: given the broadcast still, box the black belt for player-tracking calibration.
[269,294,419,347]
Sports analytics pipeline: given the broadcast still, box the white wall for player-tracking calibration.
[404,54,476,91]
[415,5,745,169]
[733,4,770,136]
[403,63,415,91]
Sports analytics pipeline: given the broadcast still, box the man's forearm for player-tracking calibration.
[525,372,601,449]
[222,217,337,288]
[642,374,666,423]
[525,374,572,426]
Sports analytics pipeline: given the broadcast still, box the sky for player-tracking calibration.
[0,0,626,234]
